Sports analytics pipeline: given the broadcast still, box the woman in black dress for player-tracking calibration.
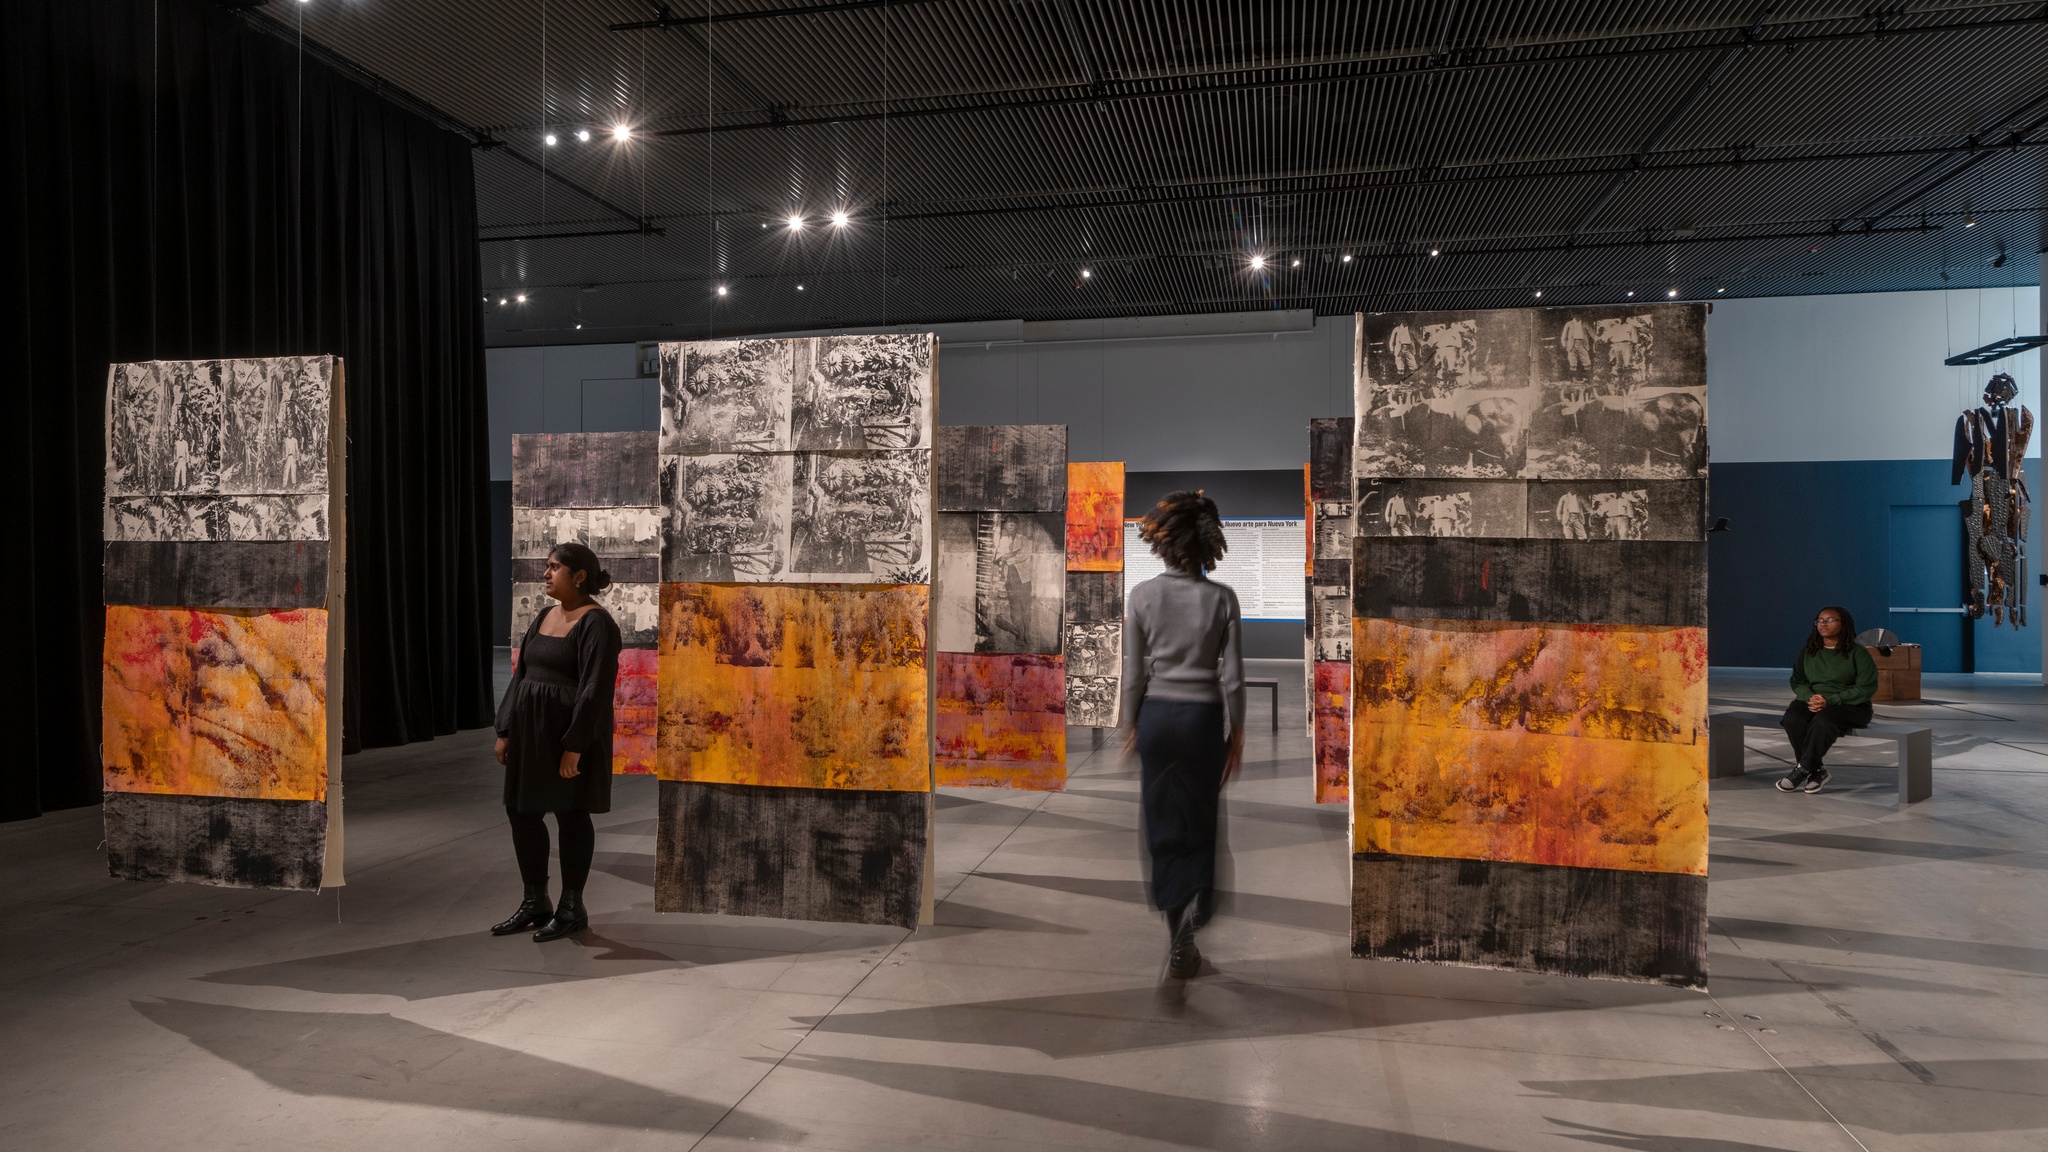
[491,542,622,942]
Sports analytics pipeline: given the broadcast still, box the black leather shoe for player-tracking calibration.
[533,888,588,942]
[491,886,552,936]
[1165,902,1201,979]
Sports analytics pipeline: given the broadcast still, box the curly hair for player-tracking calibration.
[1139,490,1227,573]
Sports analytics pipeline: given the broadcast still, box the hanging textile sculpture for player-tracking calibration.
[1952,372,2032,628]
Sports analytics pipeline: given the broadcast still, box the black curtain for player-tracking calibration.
[0,0,494,821]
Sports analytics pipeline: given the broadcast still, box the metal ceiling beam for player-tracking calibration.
[501,133,2048,231]
[644,8,2048,139]
[1562,6,1775,239]
[1833,87,2048,228]
[1051,0,1101,89]
[608,0,953,34]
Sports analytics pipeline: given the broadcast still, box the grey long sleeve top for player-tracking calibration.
[1119,567,1246,735]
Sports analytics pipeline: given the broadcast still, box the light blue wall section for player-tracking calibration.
[484,343,646,480]
[1708,287,2040,463]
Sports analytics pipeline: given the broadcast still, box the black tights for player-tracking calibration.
[507,808,594,891]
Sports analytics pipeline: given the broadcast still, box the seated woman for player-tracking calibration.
[1778,605,1879,794]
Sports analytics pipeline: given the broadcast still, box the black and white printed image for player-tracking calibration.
[1355,480,1527,538]
[601,583,661,646]
[106,361,223,495]
[1526,480,1704,541]
[509,582,552,643]
[104,495,328,542]
[513,506,663,560]
[935,425,1068,512]
[792,335,934,450]
[1064,570,1123,625]
[660,454,793,581]
[1065,675,1121,729]
[1311,585,1352,663]
[1355,311,1538,478]
[1528,305,1707,479]
[788,451,931,583]
[1064,620,1121,678]
[512,432,659,509]
[660,340,794,455]
[934,513,979,652]
[107,359,331,498]
[973,512,1065,654]
[1313,500,1354,559]
[1308,417,1354,500]
[511,580,657,646]
[220,358,330,494]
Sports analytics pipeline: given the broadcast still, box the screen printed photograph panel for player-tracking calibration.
[1528,305,1707,479]
[655,582,931,792]
[935,425,1068,512]
[1355,311,1539,479]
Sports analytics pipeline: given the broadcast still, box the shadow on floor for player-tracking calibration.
[1543,1118,1820,1152]
[1523,1058,2048,1134]
[1711,917,2048,974]
[971,871,1349,935]
[767,1053,1502,1151]
[134,998,800,1138]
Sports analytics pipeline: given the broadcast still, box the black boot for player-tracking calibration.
[1165,901,1201,979]
[491,885,552,936]
[533,887,588,942]
[1190,887,1214,929]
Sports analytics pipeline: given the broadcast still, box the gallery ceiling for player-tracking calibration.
[240,0,2048,345]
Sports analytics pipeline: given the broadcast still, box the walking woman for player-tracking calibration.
[492,542,622,941]
[1121,490,1245,979]
[1777,605,1878,794]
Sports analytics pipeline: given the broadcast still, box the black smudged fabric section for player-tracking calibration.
[1352,536,1706,627]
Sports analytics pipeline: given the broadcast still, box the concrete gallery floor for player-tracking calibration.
[2,660,2045,1151]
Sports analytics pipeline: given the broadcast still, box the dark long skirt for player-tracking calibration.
[1137,699,1227,913]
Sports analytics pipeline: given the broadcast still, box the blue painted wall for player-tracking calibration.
[1708,459,2041,672]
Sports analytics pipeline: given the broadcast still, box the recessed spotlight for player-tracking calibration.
[516,294,527,303]
[1626,290,1635,297]
[1291,258,1301,267]
[1429,248,1440,257]
[1964,217,1979,228]
[1342,253,1353,263]
[1080,268,1091,279]
[1667,289,1679,297]
[716,285,727,296]
[832,211,849,227]
[796,284,805,291]
[1533,290,1543,298]
[575,323,583,329]
[761,222,768,229]
[1250,255,1265,269]
[1716,287,1725,293]
[498,298,507,306]
[576,129,591,142]
[787,214,803,231]
[611,124,631,142]
[544,133,558,146]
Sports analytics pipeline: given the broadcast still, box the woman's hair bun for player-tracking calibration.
[587,566,613,595]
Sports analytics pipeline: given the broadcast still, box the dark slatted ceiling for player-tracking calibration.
[245,0,2048,345]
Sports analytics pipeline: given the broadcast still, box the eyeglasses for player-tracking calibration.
[1814,617,1842,625]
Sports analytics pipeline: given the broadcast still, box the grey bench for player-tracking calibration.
[1709,709,1932,804]
[1245,677,1280,731]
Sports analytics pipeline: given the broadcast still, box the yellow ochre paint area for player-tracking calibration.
[1351,618,1707,876]
[1064,461,1125,572]
[101,605,329,801]
[656,582,931,791]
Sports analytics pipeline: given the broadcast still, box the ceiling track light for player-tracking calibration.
[612,124,631,142]
[832,211,850,227]
[1249,255,1265,269]
[716,285,728,297]
[1080,268,1091,279]
[576,128,591,142]
[544,133,557,146]
[1341,253,1353,263]
[1428,248,1440,257]
[787,214,803,231]
[1667,289,1679,297]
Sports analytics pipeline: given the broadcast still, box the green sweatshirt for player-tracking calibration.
[1790,644,1879,707]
